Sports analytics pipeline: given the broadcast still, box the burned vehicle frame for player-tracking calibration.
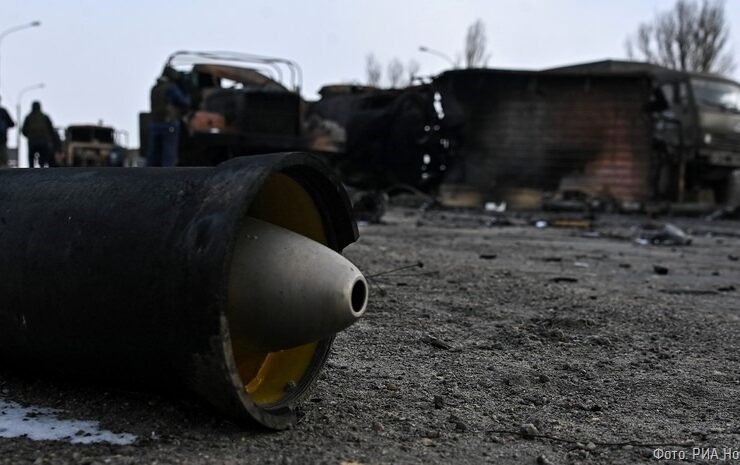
[58,124,129,167]
[140,51,458,197]
[307,82,460,194]
[140,51,309,167]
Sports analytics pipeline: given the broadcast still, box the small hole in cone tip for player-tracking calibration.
[350,279,368,315]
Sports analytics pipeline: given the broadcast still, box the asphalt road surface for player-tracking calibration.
[1,207,738,464]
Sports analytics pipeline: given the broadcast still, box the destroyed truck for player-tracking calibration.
[140,50,456,195]
[435,60,740,208]
[139,51,320,167]
[58,124,128,167]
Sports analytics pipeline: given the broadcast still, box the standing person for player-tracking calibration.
[0,96,15,168]
[22,101,57,168]
[146,65,190,167]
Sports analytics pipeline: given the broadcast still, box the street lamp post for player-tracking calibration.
[418,46,455,68]
[16,82,44,168]
[0,21,42,92]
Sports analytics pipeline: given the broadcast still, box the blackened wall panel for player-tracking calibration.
[437,70,654,202]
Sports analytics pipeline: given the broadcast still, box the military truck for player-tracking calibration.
[140,51,318,167]
[58,124,129,167]
[549,60,740,204]
[435,60,740,208]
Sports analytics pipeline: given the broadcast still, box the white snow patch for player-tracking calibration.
[0,398,136,445]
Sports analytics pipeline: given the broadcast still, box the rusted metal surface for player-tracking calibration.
[436,69,655,203]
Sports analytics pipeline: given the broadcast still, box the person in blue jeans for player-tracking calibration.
[146,66,190,167]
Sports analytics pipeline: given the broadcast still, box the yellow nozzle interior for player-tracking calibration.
[229,173,327,407]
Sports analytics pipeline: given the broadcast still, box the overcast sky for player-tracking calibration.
[3,0,740,148]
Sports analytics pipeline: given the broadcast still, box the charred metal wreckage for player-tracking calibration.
[434,60,740,209]
[57,124,129,167]
[139,51,458,196]
[139,51,309,166]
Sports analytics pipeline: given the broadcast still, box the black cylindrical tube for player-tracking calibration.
[0,152,357,429]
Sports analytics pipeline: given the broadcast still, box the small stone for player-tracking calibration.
[587,335,612,346]
[448,415,468,432]
[421,438,434,447]
[586,442,597,451]
[372,422,384,433]
[520,423,539,437]
[425,430,440,439]
[653,265,669,275]
[537,454,555,465]
[433,395,444,409]
[538,374,550,383]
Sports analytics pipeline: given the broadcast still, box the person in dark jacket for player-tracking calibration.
[146,65,190,167]
[0,96,15,167]
[22,101,58,168]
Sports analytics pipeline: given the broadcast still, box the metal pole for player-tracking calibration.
[0,21,41,92]
[15,82,44,168]
[418,46,455,68]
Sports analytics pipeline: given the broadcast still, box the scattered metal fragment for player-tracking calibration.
[484,201,507,212]
[634,223,692,246]
[705,205,740,221]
